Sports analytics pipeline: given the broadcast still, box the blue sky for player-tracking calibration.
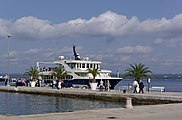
[0,0,182,74]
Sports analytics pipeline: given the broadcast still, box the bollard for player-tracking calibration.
[123,90,126,93]
[14,87,19,92]
[125,97,133,109]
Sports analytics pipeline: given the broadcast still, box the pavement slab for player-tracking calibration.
[1,103,182,120]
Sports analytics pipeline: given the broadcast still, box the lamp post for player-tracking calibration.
[7,35,12,85]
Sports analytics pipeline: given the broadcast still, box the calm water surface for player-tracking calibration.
[0,92,124,115]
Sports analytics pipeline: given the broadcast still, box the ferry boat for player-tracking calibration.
[36,45,122,89]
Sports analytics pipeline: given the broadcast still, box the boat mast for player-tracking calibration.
[73,45,81,60]
[7,34,12,84]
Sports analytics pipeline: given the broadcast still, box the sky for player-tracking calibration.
[0,0,182,74]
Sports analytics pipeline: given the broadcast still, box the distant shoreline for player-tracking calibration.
[1,73,182,79]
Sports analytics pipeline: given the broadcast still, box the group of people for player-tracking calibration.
[98,80,111,91]
[52,80,64,90]
[133,80,144,93]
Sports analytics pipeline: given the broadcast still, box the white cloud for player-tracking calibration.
[0,11,182,41]
[23,48,42,54]
[12,16,54,39]
[0,19,12,38]
[2,50,19,62]
[2,46,77,64]
[117,45,152,54]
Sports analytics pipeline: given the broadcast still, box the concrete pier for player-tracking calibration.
[0,86,182,104]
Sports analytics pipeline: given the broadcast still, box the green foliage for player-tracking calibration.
[123,63,152,82]
[51,66,67,81]
[87,68,100,83]
[24,66,39,81]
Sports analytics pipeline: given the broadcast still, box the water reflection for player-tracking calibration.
[0,92,123,115]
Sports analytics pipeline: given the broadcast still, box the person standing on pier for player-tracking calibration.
[139,80,144,93]
[56,80,60,90]
[4,79,8,86]
[105,80,111,91]
[133,79,139,93]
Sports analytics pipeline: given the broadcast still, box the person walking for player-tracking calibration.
[52,80,56,89]
[133,79,139,93]
[99,79,104,91]
[4,79,8,86]
[105,80,111,91]
[139,80,144,93]
[56,80,60,90]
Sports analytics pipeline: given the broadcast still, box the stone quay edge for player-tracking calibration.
[0,86,182,105]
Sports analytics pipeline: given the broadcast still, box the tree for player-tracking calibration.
[123,63,152,83]
[51,66,67,81]
[24,66,39,81]
[87,68,100,83]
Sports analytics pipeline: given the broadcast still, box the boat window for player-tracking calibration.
[94,64,98,69]
[80,73,87,77]
[96,64,100,69]
[65,75,73,80]
[67,63,75,69]
[87,64,89,68]
[71,63,75,69]
[77,63,80,68]
[44,75,53,80]
[82,63,85,68]
[90,64,93,68]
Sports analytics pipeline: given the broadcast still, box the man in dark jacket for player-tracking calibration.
[139,81,144,93]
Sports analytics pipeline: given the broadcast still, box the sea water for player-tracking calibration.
[0,91,123,115]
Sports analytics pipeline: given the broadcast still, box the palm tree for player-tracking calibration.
[51,66,67,82]
[123,63,152,83]
[24,66,39,81]
[51,66,67,89]
[87,68,100,83]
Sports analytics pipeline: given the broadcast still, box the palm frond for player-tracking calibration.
[123,63,152,82]
[51,66,67,81]
[24,66,39,81]
[87,68,100,83]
